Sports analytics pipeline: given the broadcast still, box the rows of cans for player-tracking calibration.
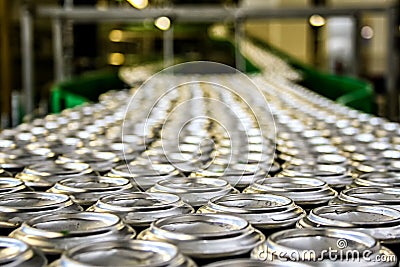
[1,66,400,265]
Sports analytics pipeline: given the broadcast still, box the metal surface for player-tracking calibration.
[52,18,64,83]
[35,6,390,22]
[88,192,194,228]
[20,5,34,117]
[138,213,265,259]
[148,177,238,207]
[47,176,139,206]
[251,228,397,266]
[298,204,400,244]
[10,212,136,255]
[243,177,337,209]
[198,193,305,230]
[49,240,196,267]
[163,25,174,69]
[0,192,82,229]
[0,237,47,267]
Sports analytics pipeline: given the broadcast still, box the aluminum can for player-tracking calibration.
[148,177,238,208]
[297,204,400,245]
[16,161,93,189]
[88,192,194,230]
[198,193,305,235]
[243,177,337,210]
[0,236,47,267]
[194,164,267,190]
[138,214,265,262]
[350,172,400,188]
[251,228,397,266]
[10,212,135,256]
[278,164,352,189]
[56,148,120,174]
[0,192,82,234]
[47,176,140,207]
[48,240,196,267]
[108,163,182,191]
[0,177,31,195]
[330,187,400,210]
[0,167,12,177]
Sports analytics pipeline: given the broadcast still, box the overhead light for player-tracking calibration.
[109,30,123,42]
[155,16,171,31]
[108,53,125,65]
[126,0,148,10]
[309,14,326,27]
[361,26,374,39]
[208,24,229,39]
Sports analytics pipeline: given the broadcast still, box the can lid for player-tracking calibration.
[339,187,400,206]
[58,240,194,267]
[49,176,139,205]
[149,177,235,206]
[138,213,265,258]
[0,192,72,209]
[354,172,400,187]
[0,237,46,266]
[244,177,337,206]
[11,212,135,255]
[91,192,194,226]
[198,193,305,229]
[0,177,27,194]
[298,205,400,242]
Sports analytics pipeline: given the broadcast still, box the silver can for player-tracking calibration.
[88,192,194,229]
[195,164,267,190]
[297,204,400,245]
[198,193,305,233]
[0,167,12,177]
[351,172,400,188]
[278,164,352,189]
[0,177,31,195]
[48,240,196,267]
[56,148,120,174]
[243,177,337,210]
[148,177,238,208]
[10,212,135,256]
[0,192,82,233]
[47,176,140,207]
[0,237,47,267]
[330,187,400,210]
[108,163,182,190]
[15,161,93,189]
[251,228,397,266]
[138,214,265,260]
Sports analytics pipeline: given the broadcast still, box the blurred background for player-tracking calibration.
[0,0,399,128]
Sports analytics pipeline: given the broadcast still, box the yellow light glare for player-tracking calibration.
[109,30,123,42]
[108,53,125,66]
[361,26,374,39]
[155,16,171,31]
[208,24,229,39]
[309,14,326,27]
[126,0,148,10]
